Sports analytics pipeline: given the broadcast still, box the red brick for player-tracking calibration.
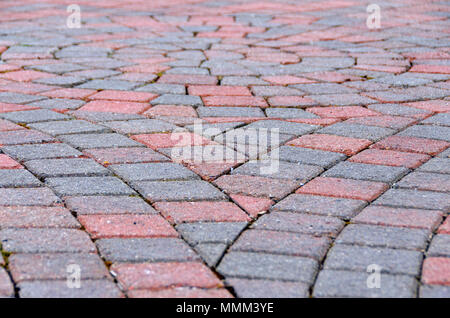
[345,115,417,129]
[349,149,431,168]
[307,106,380,119]
[119,64,169,73]
[372,136,449,156]
[0,102,38,113]
[262,76,316,85]
[353,206,443,230]
[87,90,157,102]
[188,85,251,96]
[128,288,232,298]
[422,258,450,285]
[158,74,218,85]
[112,262,223,290]
[203,96,268,107]
[0,154,22,169]
[78,215,177,239]
[268,96,316,107]
[297,177,388,201]
[154,201,250,224]
[410,65,450,74]
[0,119,24,131]
[0,70,52,82]
[185,162,238,181]
[144,105,197,118]
[438,217,450,234]
[230,194,274,218]
[405,100,449,113]
[288,134,372,156]
[303,71,361,83]
[78,100,150,114]
[132,132,214,149]
[354,65,406,73]
[41,88,96,99]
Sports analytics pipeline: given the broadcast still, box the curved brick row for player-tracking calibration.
[0,0,449,298]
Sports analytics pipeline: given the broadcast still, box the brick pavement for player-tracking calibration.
[0,0,449,298]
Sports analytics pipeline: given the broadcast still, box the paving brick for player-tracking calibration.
[324,245,422,276]
[374,189,450,211]
[102,119,177,135]
[110,162,198,182]
[372,135,449,155]
[18,280,122,298]
[96,238,199,262]
[0,228,96,253]
[0,119,24,132]
[0,154,22,169]
[406,100,450,113]
[397,172,450,192]
[227,278,309,298]
[273,193,366,219]
[132,132,212,149]
[155,201,250,224]
[214,175,298,200]
[336,224,429,250]
[428,235,450,258]
[158,74,217,85]
[78,100,150,114]
[151,94,203,106]
[297,177,388,202]
[65,196,157,215]
[349,149,430,168]
[133,180,227,202]
[345,115,417,130]
[70,111,143,122]
[197,106,264,118]
[29,120,109,136]
[88,90,157,102]
[203,96,267,108]
[353,206,443,231]
[188,85,251,96]
[46,176,135,196]
[218,251,318,283]
[317,123,395,142]
[111,262,222,290]
[0,206,79,229]
[439,218,450,234]
[265,107,318,119]
[253,212,344,237]
[0,130,54,145]
[77,79,138,91]
[59,133,142,149]
[0,188,60,206]
[136,83,185,95]
[307,106,380,119]
[0,268,14,298]
[84,147,168,165]
[0,109,70,124]
[368,103,432,118]
[417,158,450,174]
[229,194,274,217]
[422,258,450,285]
[288,134,371,156]
[398,125,450,142]
[175,222,247,245]
[323,161,408,183]
[128,288,232,298]
[144,105,197,118]
[79,214,177,239]
[269,146,346,168]
[244,119,317,136]
[232,229,331,261]
[420,285,450,298]
[1,143,82,161]
[27,98,85,111]
[422,113,450,127]
[313,270,417,298]
[0,169,41,187]
[25,158,110,178]
[9,253,109,282]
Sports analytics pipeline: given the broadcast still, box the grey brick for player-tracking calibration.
[218,251,318,283]
[197,106,264,118]
[273,193,366,218]
[265,108,318,119]
[251,85,303,96]
[336,224,429,250]
[0,229,96,253]
[398,125,450,142]
[109,162,198,182]
[291,83,357,95]
[28,120,109,136]
[34,76,86,87]
[253,212,344,236]
[318,123,395,142]
[176,222,247,245]
[0,169,41,187]
[132,180,227,202]
[227,278,309,298]
[0,109,70,124]
[232,161,323,181]
[422,113,450,127]
[70,111,143,122]
[30,63,87,74]
[420,285,450,298]
[65,195,157,215]
[307,94,377,106]
[59,133,142,149]
[27,98,85,110]
[55,46,111,58]
[428,234,450,257]
[417,158,450,174]
[1,143,82,161]
[18,280,122,298]
[374,189,450,211]
[0,130,55,145]
[368,103,431,117]
[25,158,110,178]
[151,94,203,106]
[97,238,199,262]
[102,119,177,135]
[221,76,268,86]
[324,245,422,276]
[194,243,228,267]
[268,146,346,168]
[135,83,185,94]
[0,92,45,104]
[77,79,138,91]
[45,176,135,196]
[313,270,417,298]
[0,188,60,206]
[371,74,432,87]
[323,162,408,183]
[244,120,317,136]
